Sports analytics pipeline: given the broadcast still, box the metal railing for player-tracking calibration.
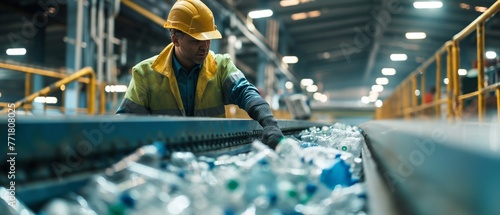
[377,1,500,122]
[0,63,106,115]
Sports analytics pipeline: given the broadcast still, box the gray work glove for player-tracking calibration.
[248,103,284,149]
[260,117,284,149]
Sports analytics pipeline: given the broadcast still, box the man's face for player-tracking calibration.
[172,32,211,67]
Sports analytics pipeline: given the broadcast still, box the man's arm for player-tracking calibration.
[226,76,284,149]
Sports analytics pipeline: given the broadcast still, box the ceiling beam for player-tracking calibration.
[288,16,371,34]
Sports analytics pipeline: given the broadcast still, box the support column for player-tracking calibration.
[32,25,45,114]
[65,0,86,115]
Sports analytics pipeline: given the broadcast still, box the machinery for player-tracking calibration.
[1,116,499,215]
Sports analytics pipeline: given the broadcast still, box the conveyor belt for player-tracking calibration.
[0,115,325,182]
[0,115,326,210]
[361,120,500,215]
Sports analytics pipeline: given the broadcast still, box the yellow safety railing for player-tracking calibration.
[0,63,107,115]
[377,1,500,122]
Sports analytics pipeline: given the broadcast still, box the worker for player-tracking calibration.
[116,0,283,148]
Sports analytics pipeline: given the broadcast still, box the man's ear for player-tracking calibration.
[172,34,180,46]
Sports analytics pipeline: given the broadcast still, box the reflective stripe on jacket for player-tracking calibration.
[117,43,249,117]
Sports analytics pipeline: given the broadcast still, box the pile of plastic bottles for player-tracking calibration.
[33,123,367,215]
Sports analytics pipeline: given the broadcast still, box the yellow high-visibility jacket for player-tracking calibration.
[117,43,268,118]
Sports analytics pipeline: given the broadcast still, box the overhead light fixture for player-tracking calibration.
[390,54,407,61]
[375,100,383,107]
[300,78,314,86]
[443,78,449,85]
[248,9,273,19]
[307,10,321,18]
[34,96,58,104]
[291,10,321,20]
[460,3,470,10]
[285,81,294,89]
[105,85,128,93]
[381,68,397,76]
[320,94,328,103]
[291,12,308,20]
[282,56,299,64]
[6,48,26,56]
[413,1,443,9]
[458,69,467,76]
[306,85,318,92]
[361,96,370,104]
[371,85,384,92]
[60,85,66,91]
[369,91,379,102]
[405,32,427,39]
[280,0,313,7]
[376,77,389,85]
[486,51,497,59]
[280,0,300,7]
[475,6,488,13]
[415,89,421,96]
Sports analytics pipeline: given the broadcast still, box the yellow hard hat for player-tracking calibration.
[164,0,222,40]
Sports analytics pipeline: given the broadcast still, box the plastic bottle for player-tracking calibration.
[320,154,353,190]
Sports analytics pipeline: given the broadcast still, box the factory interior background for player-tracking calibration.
[0,0,498,124]
[1,0,500,215]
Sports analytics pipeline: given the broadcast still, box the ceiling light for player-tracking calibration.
[34,96,58,104]
[6,48,26,56]
[458,69,468,76]
[313,92,323,100]
[405,32,426,39]
[371,85,384,92]
[443,78,449,85]
[282,56,299,64]
[105,85,128,93]
[320,94,328,103]
[285,81,294,89]
[413,1,443,9]
[291,12,308,20]
[307,10,321,18]
[361,96,370,104]
[460,3,470,10]
[381,68,397,76]
[60,84,66,91]
[369,91,379,102]
[390,54,407,61]
[376,77,389,85]
[475,6,488,13]
[306,85,318,92]
[280,0,300,7]
[300,78,314,86]
[415,89,421,96]
[248,9,273,19]
[486,51,497,59]
[313,92,328,102]
[375,100,383,107]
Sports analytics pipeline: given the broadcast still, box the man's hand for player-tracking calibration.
[262,126,284,149]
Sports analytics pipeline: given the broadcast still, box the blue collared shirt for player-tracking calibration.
[172,53,201,116]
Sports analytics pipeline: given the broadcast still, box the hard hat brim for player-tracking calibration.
[191,30,222,41]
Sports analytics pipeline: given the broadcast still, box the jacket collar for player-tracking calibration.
[151,43,217,78]
[151,43,218,111]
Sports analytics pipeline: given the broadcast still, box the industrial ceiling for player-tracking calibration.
[0,0,499,112]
